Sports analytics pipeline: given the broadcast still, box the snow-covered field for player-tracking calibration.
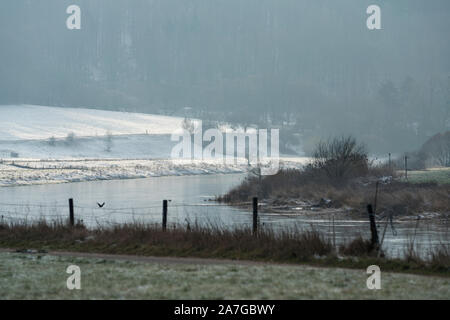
[0,105,186,141]
[0,105,307,186]
[0,134,175,159]
[0,105,189,159]
[0,158,308,187]
[0,159,250,187]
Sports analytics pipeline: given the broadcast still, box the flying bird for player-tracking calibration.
[97,202,105,208]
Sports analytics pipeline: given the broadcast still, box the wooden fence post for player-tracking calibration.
[388,153,391,169]
[162,200,168,231]
[68,198,74,227]
[367,204,379,249]
[332,214,336,250]
[405,156,408,180]
[253,197,258,235]
[373,181,379,213]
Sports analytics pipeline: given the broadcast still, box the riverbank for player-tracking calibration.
[1,220,448,277]
[219,168,450,221]
[0,158,309,187]
[0,158,248,187]
[1,251,448,299]
[226,200,449,222]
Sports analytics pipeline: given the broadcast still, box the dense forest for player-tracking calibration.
[0,0,449,153]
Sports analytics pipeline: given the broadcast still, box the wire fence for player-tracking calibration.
[0,199,447,238]
[0,199,446,228]
[0,200,256,228]
[1,198,449,261]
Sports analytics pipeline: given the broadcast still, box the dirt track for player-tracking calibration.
[0,248,275,266]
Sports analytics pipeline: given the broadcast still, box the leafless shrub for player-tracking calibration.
[367,162,396,178]
[430,244,450,269]
[339,236,374,257]
[65,132,76,146]
[48,136,56,147]
[310,136,369,183]
[404,238,423,264]
[221,169,450,214]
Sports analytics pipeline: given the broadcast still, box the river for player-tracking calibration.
[0,173,448,258]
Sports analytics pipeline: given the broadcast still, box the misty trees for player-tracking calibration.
[1,1,449,154]
[373,77,437,151]
[378,80,400,111]
[421,132,450,167]
[403,131,450,169]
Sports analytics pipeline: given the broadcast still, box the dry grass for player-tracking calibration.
[430,245,450,270]
[0,219,333,262]
[339,237,374,257]
[0,220,448,276]
[220,136,448,216]
[403,240,450,273]
[219,169,450,215]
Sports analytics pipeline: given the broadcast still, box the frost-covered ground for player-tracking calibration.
[0,158,307,187]
[0,105,187,141]
[0,159,251,186]
[0,134,176,159]
[1,252,448,299]
[0,105,193,159]
[0,105,307,186]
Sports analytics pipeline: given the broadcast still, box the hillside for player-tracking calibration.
[0,105,188,159]
[0,105,185,141]
[0,105,306,185]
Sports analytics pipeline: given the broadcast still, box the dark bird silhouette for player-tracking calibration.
[97,202,105,208]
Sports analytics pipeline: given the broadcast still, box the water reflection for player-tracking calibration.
[0,173,448,258]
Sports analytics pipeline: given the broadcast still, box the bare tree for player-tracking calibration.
[182,117,195,134]
[312,136,368,181]
[105,131,113,153]
[48,136,56,146]
[65,132,76,146]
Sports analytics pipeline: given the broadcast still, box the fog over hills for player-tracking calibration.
[1,0,449,153]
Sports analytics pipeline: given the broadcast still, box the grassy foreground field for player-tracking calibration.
[402,168,450,184]
[0,252,449,299]
[2,221,449,277]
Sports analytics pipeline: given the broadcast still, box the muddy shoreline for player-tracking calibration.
[223,199,449,223]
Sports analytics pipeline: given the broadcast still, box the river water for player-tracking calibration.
[0,173,448,258]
